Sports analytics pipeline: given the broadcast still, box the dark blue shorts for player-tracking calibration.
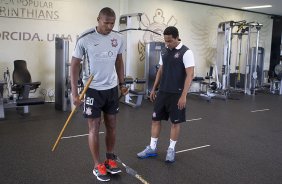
[152,91,186,124]
[83,86,119,118]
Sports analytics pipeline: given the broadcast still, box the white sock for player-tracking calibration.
[168,139,177,150]
[150,137,158,150]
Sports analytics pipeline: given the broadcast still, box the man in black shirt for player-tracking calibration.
[137,26,195,162]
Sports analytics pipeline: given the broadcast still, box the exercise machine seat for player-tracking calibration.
[0,60,45,119]
[12,60,41,93]
[11,60,44,106]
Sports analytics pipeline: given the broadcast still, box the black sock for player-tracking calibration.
[106,152,117,160]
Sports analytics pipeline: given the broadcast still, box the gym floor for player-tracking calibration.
[0,93,282,184]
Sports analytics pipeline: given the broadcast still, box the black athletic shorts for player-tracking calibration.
[83,86,119,118]
[152,91,186,124]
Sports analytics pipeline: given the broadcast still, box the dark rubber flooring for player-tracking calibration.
[0,93,282,184]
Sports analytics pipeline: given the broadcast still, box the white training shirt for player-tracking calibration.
[73,27,125,90]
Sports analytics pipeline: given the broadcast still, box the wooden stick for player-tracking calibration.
[135,174,150,184]
[52,75,94,152]
[116,157,150,184]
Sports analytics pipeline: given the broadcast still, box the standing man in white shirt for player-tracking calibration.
[137,26,195,163]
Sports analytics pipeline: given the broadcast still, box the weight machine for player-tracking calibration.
[55,37,84,111]
[206,21,264,100]
[270,60,282,95]
[55,37,71,111]
[217,21,263,95]
[145,41,165,96]
[119,13,161,107]
[119,13,161,76]
[0,61,44,119]
[122,77,146,108]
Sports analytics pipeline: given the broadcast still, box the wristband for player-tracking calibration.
[119,82,126,87]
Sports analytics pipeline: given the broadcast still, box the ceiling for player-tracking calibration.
[177,0,282,16]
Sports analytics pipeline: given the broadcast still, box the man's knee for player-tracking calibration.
[171,123,180,129]
[88,118,101,133]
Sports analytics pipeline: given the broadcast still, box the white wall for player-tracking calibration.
[0,0,273,100]
[0,0,121,100]
[124,0,272,77]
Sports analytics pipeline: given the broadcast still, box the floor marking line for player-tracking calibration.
[251,109,270,113]
[186,118,202,122]
[176,145,210,154]
[61,132,104,139]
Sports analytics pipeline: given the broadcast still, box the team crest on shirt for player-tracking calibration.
[85,107,92,115]
[111,38,118,47]
[174,52,180,58]
[108,51,113,57]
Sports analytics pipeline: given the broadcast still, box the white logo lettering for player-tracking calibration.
[86,97,94,105]
[85,107,92,115]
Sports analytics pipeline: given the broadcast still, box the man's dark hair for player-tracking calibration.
[99,7,116,17]
[163,26,179,39]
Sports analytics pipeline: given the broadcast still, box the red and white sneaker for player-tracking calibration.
[104,159,122,174]
[93,163,110,182]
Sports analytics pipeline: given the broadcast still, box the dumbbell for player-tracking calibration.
[135,78,146,84]
[124,77,146,84]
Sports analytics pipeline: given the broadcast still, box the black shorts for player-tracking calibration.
[152,91,186,124]
[83,86,119,118]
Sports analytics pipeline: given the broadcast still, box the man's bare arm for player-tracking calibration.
[178,66,194,109]
[115,54,125,84]
[70,56,82,105]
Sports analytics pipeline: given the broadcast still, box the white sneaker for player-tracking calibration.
[165,148,175,163]
[137,145,157,159]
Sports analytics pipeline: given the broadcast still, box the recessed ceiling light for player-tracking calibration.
[242,5,272,10]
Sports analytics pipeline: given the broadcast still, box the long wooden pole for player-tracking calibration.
[52,75,93,152]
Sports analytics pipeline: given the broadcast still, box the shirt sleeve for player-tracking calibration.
[159,52,163,65]
[183,50,195,68]
[118,35,126,54]
[72,39,84,59]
